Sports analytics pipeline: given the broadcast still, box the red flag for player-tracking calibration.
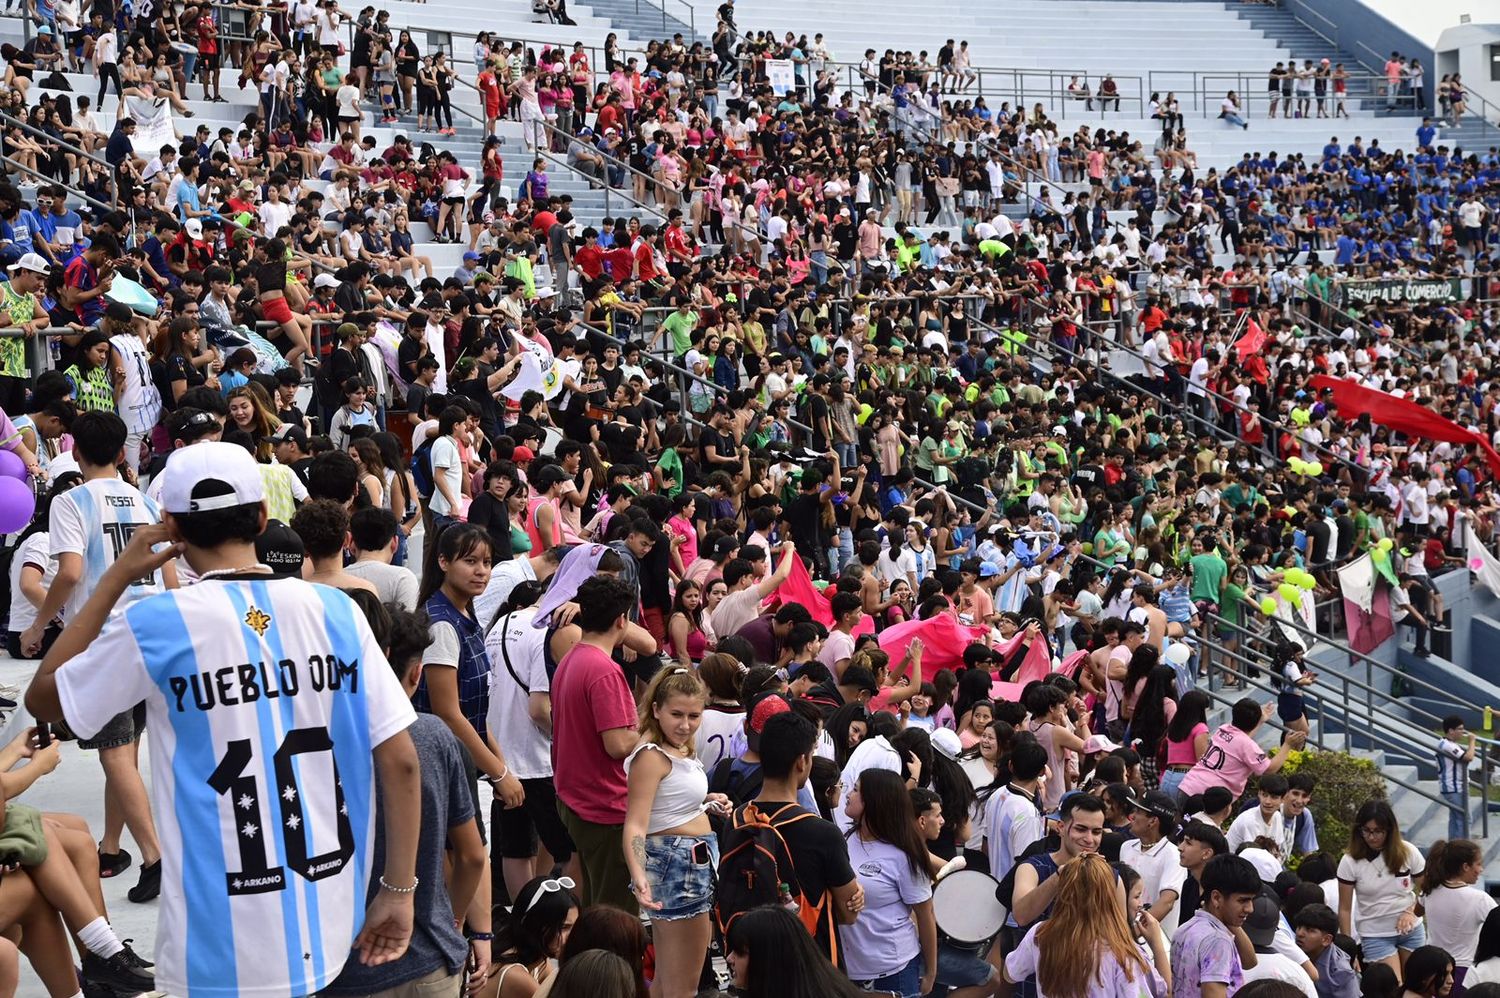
[1235,318,1267,363]
[763,555,876,638]
[1309,374,1500,478]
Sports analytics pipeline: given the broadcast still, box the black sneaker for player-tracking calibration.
[120,940,153,969]
[127,860,161,903]
[98,848,132,879]
[80,950,155,994]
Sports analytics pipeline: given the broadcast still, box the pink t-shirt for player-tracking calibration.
[552,643,637,824]
[1166,721,1209,766]
[667,514,698,567]
[1176,724,1270,797]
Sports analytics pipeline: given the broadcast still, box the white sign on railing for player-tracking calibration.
[765,59,795,97]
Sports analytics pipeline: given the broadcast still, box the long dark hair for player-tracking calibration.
[824,702,868,769]
[1167,689,1211,743]
[1128,665,1178,754]
[1400,946,1455,997]
[726,907,866,998]
[494,875,579,965]
[417,521,493,607]
[848,769,930,879]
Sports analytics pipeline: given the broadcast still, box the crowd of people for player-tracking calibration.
[0,0,1497,996]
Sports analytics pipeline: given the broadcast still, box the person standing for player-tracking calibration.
[105,300,164,472]
[623,667,728,998]
[25,441,422,996]
[20,410,175,901]
[551,576,644,913]
[1120,789,1188,938]
[839,769,938,998]
[1170,854,1263,998]
[1437,715,1477,840]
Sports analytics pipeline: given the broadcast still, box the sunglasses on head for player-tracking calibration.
[524,876,576,914]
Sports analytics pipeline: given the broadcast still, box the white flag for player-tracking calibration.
[500,352,545,401]
[1467,534,1500,599]
[1336,552,1377,614]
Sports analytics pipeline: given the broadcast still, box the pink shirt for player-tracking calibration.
[1166,721,1208,766]
[1176,723,1269,798]
[552,643,637,824]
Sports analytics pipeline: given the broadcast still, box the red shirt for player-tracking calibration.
[632,240,658,281]
[663,223,693,263]
[531,210,558,236]
[596,104,623,136]
[575,242,605,280]
[551,643,637,824]
[605,246,633,281]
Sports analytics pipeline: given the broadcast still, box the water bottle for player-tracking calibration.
[778,882,798,915]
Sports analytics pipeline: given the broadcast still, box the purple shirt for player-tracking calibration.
[1006,922,1166,998]
[1170,910,1244,998]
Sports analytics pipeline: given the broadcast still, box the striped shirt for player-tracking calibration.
[48,476,165,622]
[1438,738,1471,794]
[53,577,415,998]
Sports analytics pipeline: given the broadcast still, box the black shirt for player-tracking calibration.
[782,491,824,553]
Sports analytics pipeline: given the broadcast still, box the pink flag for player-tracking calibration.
[877,613,990,682]
[763,555,876,637]
[1235,317,1267,363]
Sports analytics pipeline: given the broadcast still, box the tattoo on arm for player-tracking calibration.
[631,835,647,872]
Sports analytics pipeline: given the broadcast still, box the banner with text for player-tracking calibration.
[1339,278,1463,308]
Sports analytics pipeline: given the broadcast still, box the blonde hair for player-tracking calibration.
[1035,854,1152,998]
[637,665,706,754]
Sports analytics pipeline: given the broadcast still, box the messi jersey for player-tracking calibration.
[49,477,165,622]
[54,577,416,998]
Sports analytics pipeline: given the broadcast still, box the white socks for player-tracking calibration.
[77,917,123,959]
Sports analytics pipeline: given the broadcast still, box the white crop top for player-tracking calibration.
[625,741,710,833]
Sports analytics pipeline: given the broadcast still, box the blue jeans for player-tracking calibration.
[1160,768,1188,799]
[1444,788,1470,840]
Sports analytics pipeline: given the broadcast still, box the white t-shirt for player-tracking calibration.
[429,436,463,516]
[53,578,416,998]
[49,477,166,622]
[6,531,51,632]
[1424,883,1496,967]
[839,835,931,980]
[1241,951,1316,998]
[474,558,536,628]
[1118,836,1187,938]
[1226,806,1287,856]
[483,606,553,780]
[110,333,165,434]
[695,703,745,772]
[1336,842,1425,938]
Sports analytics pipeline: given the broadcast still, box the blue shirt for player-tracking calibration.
[175,177,202,221]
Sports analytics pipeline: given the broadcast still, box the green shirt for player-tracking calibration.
[660,309,698,356]
[1220,582,1247,627]
[656,447,683,498]
[1189,551,1228,603]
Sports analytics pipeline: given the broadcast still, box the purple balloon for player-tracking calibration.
[0,477,35,534]
[0,450,25,482]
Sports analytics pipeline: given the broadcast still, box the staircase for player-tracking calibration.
[574,0,698,44]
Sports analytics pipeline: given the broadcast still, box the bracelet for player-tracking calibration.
[466,931,494,942]
[379,875,419,895]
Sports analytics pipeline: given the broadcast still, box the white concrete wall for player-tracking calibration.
[1435,22,1500,118]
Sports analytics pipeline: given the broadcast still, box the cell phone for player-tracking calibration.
[35,723,51,749]
[691,840,712,865]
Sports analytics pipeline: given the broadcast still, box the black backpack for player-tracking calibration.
[715,802,834,962]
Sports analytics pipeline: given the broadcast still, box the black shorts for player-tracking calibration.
[493,776,575,862]
[1277,691,1306,723]
[199,51,220,73]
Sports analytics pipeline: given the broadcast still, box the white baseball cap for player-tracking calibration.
[7,252,50,275]
[313,273,340,289]
[184,218,204,240]
[161,442,266,514]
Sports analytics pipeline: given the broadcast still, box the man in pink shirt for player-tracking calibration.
[550,576,647,913]
[1176,697,1305,800]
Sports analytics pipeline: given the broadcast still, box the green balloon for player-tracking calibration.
[1278,582,1301,602]
[1377,537,1394,552]
[1260,597,1278,615]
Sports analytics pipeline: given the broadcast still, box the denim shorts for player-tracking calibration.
[856,952,923,998]
[936,942,995,989]
[1362,922,1427,961]
[643,834,718,922]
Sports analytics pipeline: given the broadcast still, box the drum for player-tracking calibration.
[932,869,1006,954]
